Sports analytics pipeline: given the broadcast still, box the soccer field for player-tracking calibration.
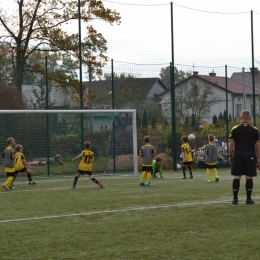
[1,168,260,260]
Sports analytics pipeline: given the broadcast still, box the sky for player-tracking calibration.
[1,0,260,79]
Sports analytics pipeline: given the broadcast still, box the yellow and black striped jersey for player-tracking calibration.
[15,152,25,171]
[181,143,193,162]
[78,150,94,171]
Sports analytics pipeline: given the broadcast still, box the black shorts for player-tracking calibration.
[182,162,192,166]
[15,167,27,174]
[231,151,257,177]
[142,166,152,172]
[78,170,92,175]
[6,172,16,177]
[206,164,217,169]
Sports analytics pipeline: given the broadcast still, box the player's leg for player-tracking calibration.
[181,164,186,179]
[188,163,193,178]
[245,176,254,203]
[25,168,36,185]
[232,176,241,204]
[140,166,147,185]
[72,171,81,188]
[2,172,15,190]
[213,168,219,182]
[89,173,103,188]
[145,171,151,185]
[206,168,211,183]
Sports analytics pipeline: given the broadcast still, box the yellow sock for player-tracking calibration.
[206,168,211,180]
[146,172,151,184]
[5,177,14,187]
[141,171,147,183]
[213,168,218,178]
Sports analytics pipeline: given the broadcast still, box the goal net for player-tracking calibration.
[0,110,138,178]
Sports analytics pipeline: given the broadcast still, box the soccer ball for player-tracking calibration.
[188,134,196,140]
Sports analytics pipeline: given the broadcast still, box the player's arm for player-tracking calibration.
[22,158,32,169]
[72,153,83,162]
[91,154,94,162]
[1,151,5,158]
[228,141,235,163]
[256,141,260,165]
[139,148,143,157]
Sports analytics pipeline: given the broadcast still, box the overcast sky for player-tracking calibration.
[2,0,260,79]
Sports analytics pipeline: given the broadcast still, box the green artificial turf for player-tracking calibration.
[0,168,260,260]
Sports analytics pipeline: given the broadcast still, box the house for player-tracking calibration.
[22,77,168,131]
[231,68,260,91]
[84,77,169,110]
[158,72,260,124]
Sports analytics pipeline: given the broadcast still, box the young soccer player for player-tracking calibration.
[181,136,193,179]
[139,136,156,187]
[152,157,163,178]
[71,142,103,189]
[205,134,219,183]
[1,137,16,190]
[14,144,36,185]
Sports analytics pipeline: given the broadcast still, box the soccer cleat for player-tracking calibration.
[189,175,193,179]
[206,180,211,183]
[71,185,76,189]
[232,199,238,204]
[144,183,154,187]
[2,184,10,190]
[29,181,36,185]
[215,177,219,182]
[246,199,255,204]
[98,180,103,188]
[160,176,164,178]
[154,175,157,178]
[139,182,144,186]
[9,186,15,189]
[180,176,186,179]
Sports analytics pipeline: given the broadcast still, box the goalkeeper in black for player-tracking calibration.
[228,110,260,204]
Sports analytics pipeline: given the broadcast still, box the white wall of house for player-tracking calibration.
[159,80,257,124]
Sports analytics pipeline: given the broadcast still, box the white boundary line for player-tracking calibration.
[0,199,231,223]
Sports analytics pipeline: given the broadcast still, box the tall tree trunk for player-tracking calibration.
[15,54,25,91]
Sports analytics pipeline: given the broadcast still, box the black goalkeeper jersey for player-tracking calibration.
[228,123,260,152]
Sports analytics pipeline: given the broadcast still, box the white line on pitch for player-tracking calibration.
[0,200,231,223]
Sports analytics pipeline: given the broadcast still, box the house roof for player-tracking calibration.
[197,75,260,95]
[84,77,168,101]
[158,74,260,97]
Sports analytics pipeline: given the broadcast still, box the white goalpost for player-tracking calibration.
[0,109,138,177]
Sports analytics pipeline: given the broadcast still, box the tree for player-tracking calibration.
[223,110,228,122]
[0,0,121,91]
[142,110,148,128]
[219,112,223,121]
[151,116,156,128]
[212,115,217,124]
[174,77,219,127]
[191,114,196,128]
[159,66,189,87]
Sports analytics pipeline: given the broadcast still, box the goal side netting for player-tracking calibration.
[0,110,138,178]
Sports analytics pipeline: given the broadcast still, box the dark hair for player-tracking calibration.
[7,137,15,145]
[84,142,91,149]
[15,144,23,152]
[208,134,214,142]
[144,136,151,143]
[182,136,188,143]
[156,157,162,162]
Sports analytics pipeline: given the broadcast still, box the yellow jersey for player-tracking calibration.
[181,143,193,162]
[78,150,94,171]
[15,151,25,171]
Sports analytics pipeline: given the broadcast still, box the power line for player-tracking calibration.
[103,0,250,14]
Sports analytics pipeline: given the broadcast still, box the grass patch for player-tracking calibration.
[0,168,260,259]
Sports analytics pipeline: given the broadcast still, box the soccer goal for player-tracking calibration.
[0,109,138,178]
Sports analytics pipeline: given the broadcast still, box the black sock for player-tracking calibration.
[92,178,98,184]
[246,179,253,200]
[188,166,192,176]
[27,173,32,181]
[232,179,240,200]
[182,166,186,177]
[73,176,79,186]
[12,175,16,186]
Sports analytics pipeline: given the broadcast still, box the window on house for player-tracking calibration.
[236,104,242,116]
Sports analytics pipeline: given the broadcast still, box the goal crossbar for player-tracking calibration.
[0,109,138,177]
